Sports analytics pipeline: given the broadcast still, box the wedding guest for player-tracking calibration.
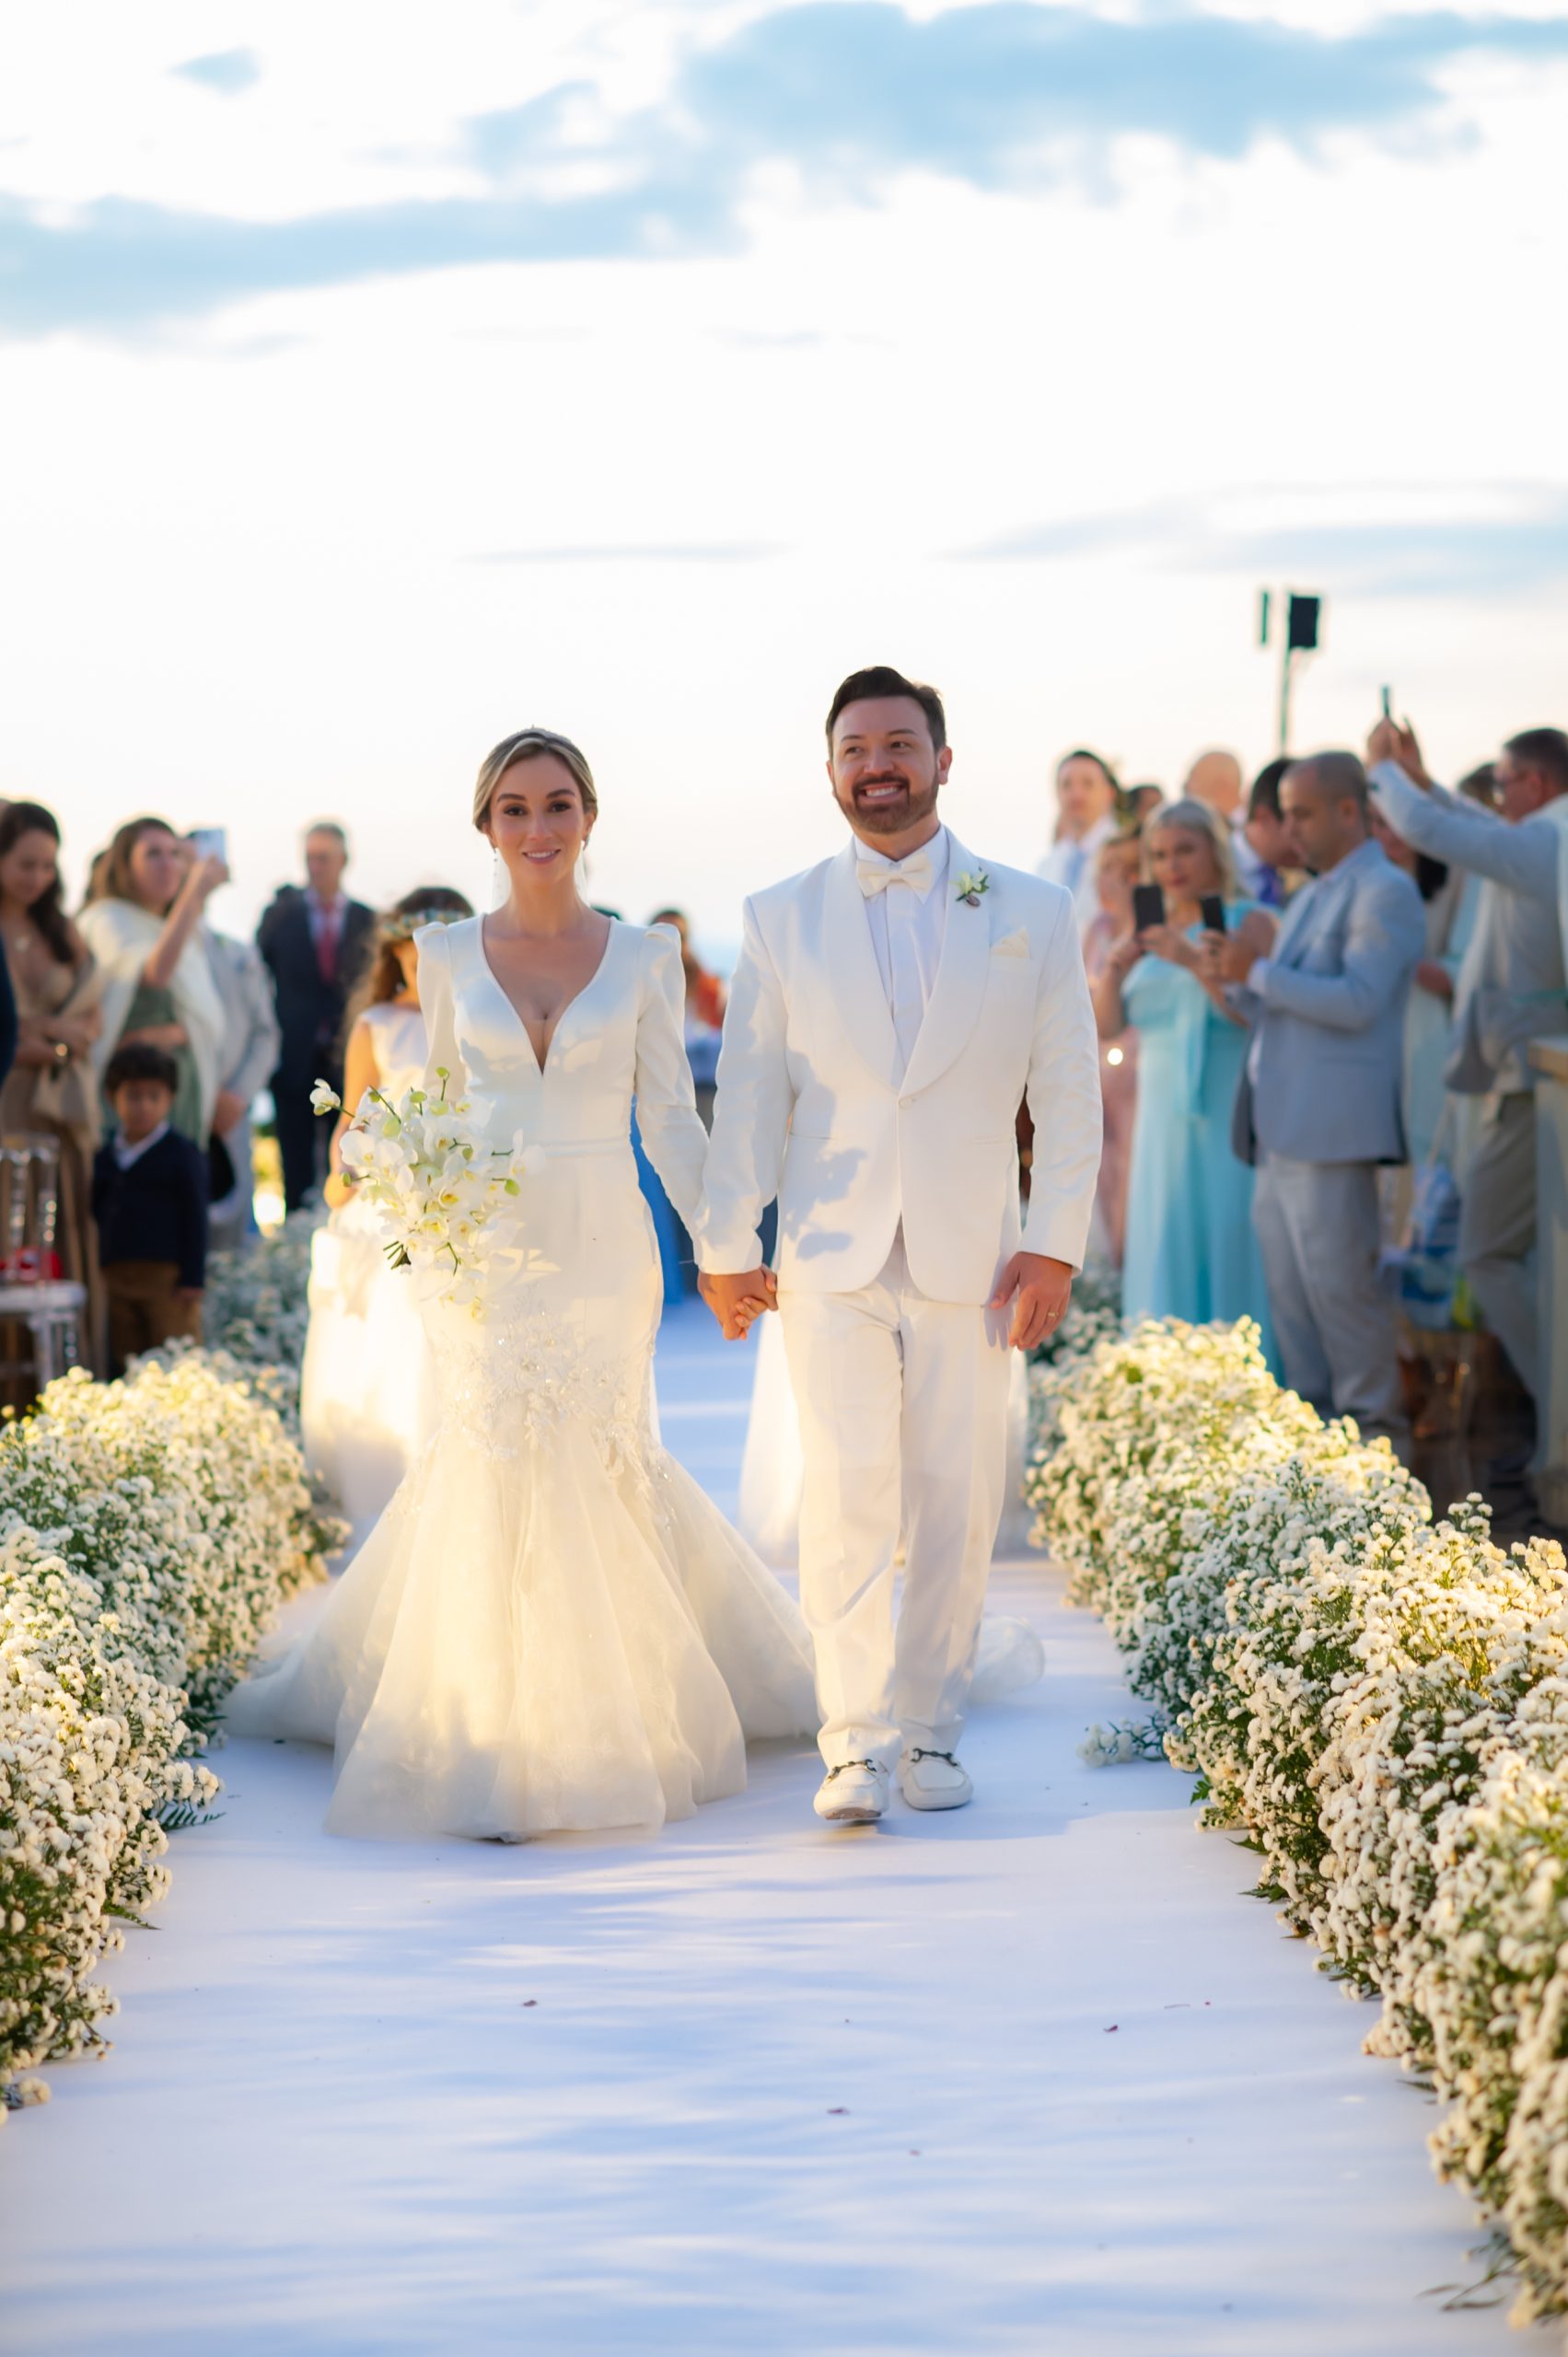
[1206,752,1424,1445]
[1081,830,1143,1264]
[204,925,282,1253]
[257,823,375,1211]
[0,803,105,1339]
[1037,749,1122,935]
[1242,759,1302,909]
[1434,765,1499,1188]
[0,948,15,1096]
[304,888,471,1542]
[648,907,726,1031]
[1366,807,1474,1178]
[649,904,726,1120]
[91,1043,207,1376]
[1367,717,1568,1434]
[1188,746,1270,900]
[1092,799,1275,1342]
[1128,784,1166,823]
[78,819,228,1149]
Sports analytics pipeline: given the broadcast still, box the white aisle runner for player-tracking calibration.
[3,1303,1524,2356]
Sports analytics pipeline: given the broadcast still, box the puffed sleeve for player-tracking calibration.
[416,923,465,1097]
[633,926,709,1233]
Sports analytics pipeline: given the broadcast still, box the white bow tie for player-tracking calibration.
[857,850,935,899]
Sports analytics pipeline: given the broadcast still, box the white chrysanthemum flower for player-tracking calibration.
[1028,1305,1568,2315]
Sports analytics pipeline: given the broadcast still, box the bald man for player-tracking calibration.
[1187,748,1270,896]
[1184,749,1244,818]
[1204,752,1424,1445]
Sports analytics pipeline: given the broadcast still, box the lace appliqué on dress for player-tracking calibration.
[428,1310,665,1489]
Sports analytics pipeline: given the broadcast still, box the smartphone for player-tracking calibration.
[1132,881,1165,933]
[1200,893,1226,935]
[1379,685,1393,722]
[189,827,227,865]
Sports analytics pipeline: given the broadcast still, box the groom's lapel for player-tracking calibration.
[822,842,901,1088]
[899,831,992,1100]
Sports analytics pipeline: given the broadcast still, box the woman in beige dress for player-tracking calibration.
[0,802,106,1364]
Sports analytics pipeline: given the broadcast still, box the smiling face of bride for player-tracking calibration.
[475,739,598,901]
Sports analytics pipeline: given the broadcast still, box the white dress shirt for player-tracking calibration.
[112,1120,170,1171]
[856,825,950,1073]
[304,887,347,944]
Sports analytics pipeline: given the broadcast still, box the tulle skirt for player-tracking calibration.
[230,1156,819,1840]
[298,1198,436,1547]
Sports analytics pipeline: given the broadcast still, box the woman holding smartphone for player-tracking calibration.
[1091,798,1278,1354]
[78,818,229,1148]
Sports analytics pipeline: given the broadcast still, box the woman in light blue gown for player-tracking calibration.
[1092,798,1278,1362]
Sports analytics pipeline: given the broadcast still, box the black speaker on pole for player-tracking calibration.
[1286,594,1321,652]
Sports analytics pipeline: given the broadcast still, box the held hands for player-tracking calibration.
[699,1266,778,1341]
[989,1251,1072,1352]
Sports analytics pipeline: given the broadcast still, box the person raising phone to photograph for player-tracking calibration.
[1365,714,1567,1466]
[79,818,230,1150]
[1091,797,1276,1346]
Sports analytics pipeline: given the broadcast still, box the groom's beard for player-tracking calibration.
[840,772,940,837]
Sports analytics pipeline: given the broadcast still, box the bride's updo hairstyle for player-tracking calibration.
[472,728,598,834]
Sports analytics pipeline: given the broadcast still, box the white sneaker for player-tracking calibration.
[813,1760,889,1824]
[899,1747,973,1811]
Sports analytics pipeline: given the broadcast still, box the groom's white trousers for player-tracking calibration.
[779,1235,1012,1772]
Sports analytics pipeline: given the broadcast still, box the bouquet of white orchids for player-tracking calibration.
[311,1068,542,1315]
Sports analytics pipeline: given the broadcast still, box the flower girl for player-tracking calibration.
[297,888,471,1542]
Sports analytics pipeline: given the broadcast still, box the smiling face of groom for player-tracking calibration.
[827,678,953,859]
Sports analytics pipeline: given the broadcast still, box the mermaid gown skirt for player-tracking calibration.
[226,920,819,1840]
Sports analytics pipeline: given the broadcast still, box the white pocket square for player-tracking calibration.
[991,926,1030,960]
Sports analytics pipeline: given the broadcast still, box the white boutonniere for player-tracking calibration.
[955,868,990,909]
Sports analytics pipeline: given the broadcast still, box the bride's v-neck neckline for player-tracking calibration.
[477,914,618,1078]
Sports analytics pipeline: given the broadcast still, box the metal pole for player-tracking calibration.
[1278,642,1294,755]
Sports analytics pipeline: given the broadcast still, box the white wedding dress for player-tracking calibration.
[227,918,819,1840]
[298,1002,436,1546]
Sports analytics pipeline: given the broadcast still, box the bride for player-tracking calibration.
[226,727,817,1840]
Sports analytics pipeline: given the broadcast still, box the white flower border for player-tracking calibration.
[2,1260,342,2118]
[1027,1315,1568,2329]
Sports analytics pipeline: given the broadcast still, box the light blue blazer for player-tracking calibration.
[1231,838,1424,1166]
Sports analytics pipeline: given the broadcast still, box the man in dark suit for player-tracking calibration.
[257,821,375,1211]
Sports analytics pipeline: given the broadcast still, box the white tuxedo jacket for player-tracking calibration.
[697,832,1103,1305]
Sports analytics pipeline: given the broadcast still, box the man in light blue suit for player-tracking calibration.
[1205,752,1425,1443]
[1366,717,1568,1416]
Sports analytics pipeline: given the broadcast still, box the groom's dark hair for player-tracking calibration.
[826,666,947,752]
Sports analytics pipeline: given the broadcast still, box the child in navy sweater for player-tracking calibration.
[91,1044,208,1376]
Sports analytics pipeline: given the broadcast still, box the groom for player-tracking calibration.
[698,667,1102,1824]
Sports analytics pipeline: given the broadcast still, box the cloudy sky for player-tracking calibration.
[4,0,1565,947]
